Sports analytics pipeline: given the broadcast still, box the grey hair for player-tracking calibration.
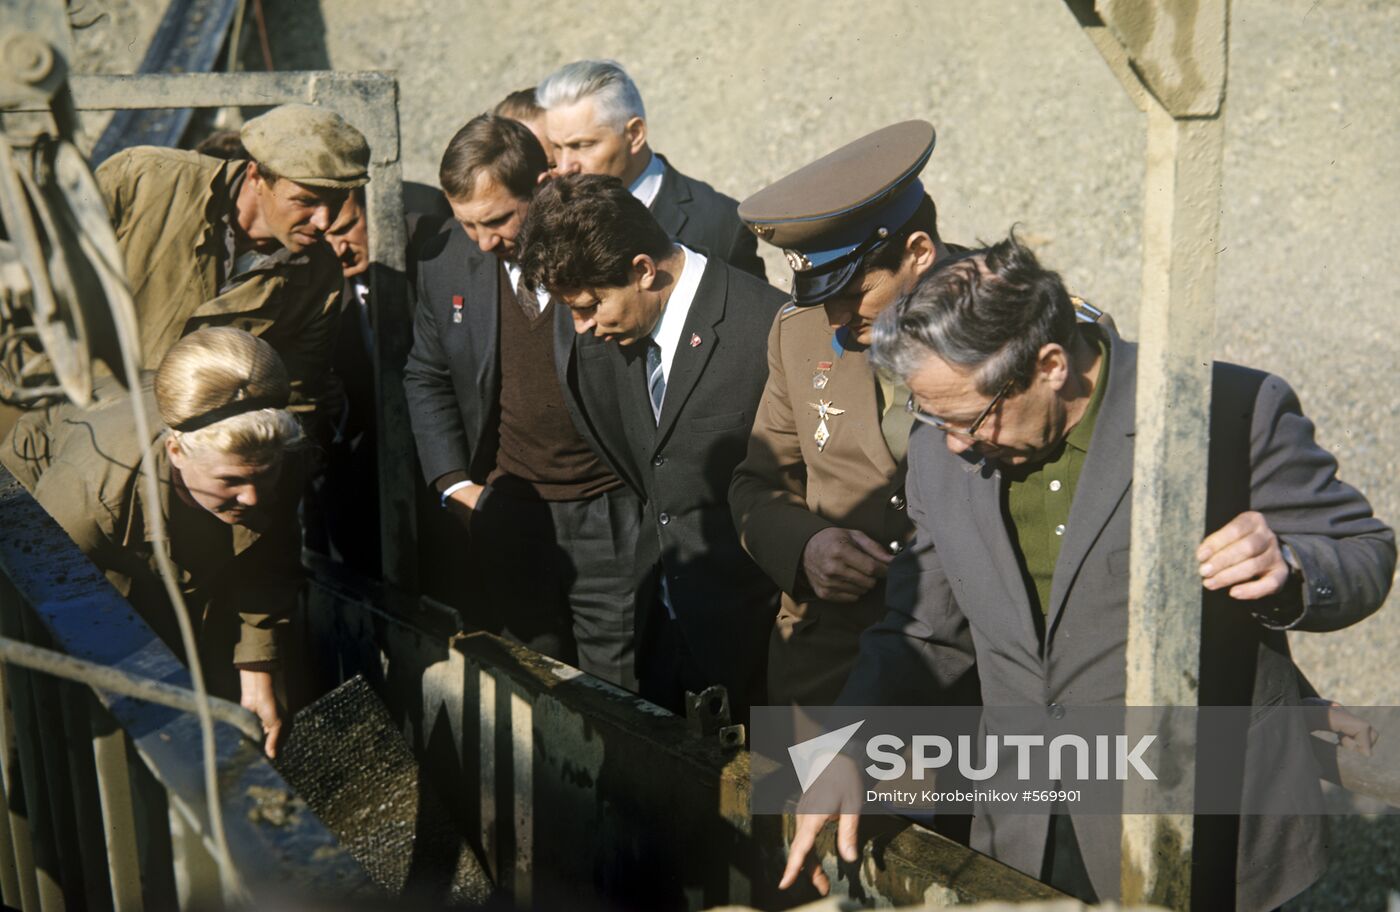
[869,234,1078,395]
[536,59,646,131]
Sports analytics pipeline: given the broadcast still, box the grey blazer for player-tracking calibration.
[840,326,1395,911]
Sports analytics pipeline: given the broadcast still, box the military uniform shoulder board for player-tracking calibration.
[1071,295,1105,324]
[780,301,801,318]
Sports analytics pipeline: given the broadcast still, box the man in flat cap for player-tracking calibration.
[95,103,367,415]
[536,59,766,280]
[728,121,955,707]
[518,173,786,716]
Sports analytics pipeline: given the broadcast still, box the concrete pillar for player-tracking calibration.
[1064,1,1230,907]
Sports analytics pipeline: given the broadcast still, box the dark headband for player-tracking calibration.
[170,393,288,433]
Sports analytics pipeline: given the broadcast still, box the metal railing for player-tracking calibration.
[0,469,372,910]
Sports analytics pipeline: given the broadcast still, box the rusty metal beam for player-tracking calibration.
[303,561,1070,909]
[0,637,262,742]
[1065,2,1230,908]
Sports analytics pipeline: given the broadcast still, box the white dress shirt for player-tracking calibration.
[628,152,666,209]
[646,243,707,388]
[503,259,552,314]
[647,243,706,619]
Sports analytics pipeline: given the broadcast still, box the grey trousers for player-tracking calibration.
[466,480,643,690]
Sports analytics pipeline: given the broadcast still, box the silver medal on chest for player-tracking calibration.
[809,399,846,452]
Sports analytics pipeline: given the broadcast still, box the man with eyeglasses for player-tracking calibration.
[780,232,1395,908]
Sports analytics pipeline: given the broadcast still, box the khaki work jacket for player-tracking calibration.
[96,147,341,412]
[1,382,303,694]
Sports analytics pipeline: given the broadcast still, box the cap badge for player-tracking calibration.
[809,399,846,452]
[784,250,814,272]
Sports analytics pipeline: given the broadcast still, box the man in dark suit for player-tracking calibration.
[536,59,766,280]
[781,234,1395,909]
[403,116,643,687]
[518,173,786,717]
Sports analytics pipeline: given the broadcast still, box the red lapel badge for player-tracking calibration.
[690,333,702,348]
[452,294,464,324]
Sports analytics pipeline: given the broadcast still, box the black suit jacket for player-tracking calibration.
[561,256,787,701]
[652,155,766,280]
[403,218,595,489]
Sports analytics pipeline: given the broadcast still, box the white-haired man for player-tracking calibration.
[536,59,766,279]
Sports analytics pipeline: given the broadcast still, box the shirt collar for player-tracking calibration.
[628,152,666,209]
[1064,328,1110,454]
[503,259,552,310]
[219,164,309,286]
[648,244,706,379]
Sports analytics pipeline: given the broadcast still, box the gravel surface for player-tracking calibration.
[71,0,1400,906]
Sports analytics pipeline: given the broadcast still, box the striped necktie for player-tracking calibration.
[645,340,665,423]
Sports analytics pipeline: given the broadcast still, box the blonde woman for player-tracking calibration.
[2,327,306,756]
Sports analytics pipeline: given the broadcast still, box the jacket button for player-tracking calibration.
[659,512,671,526]
[653,455,665,467]
[889,493,906,510]
[888,541,904,555]
[1048,702,1066,720]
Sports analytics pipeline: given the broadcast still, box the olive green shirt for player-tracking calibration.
[1002,332,1110,617]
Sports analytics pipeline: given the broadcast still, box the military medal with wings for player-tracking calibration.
[809,399,845,451]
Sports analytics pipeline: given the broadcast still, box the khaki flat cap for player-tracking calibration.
[241,104,370,189]
[739,120,935,305]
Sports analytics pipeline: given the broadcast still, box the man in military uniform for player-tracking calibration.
[728,121,950,706]
[95,103,368,415]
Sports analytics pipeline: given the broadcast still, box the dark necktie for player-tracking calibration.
[514,271,540,318]
[645,340,665,423]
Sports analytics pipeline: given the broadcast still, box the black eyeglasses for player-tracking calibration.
[905,377,1015,439]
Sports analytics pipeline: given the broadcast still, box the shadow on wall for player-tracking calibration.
[234,0,334,123]
[255,0,332,71]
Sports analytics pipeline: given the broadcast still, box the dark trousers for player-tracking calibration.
[466,481,643,690]
[636,586,767,724]
[636,605,711,716]
[1041,813,1099,903]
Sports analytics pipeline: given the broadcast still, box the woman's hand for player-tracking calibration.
[239,669,283,758]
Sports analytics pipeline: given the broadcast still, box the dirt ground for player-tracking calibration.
[70,0,1399,907]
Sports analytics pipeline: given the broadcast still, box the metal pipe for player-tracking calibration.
[0,637,262,743]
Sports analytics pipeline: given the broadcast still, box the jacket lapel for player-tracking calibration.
[1045,328,1136,634]
[650,155,690,240]
[961,455,1041,649]
[466,243,499,401]
[654,257,723,446]
[568,329,647,494]
[856,371,900,477]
